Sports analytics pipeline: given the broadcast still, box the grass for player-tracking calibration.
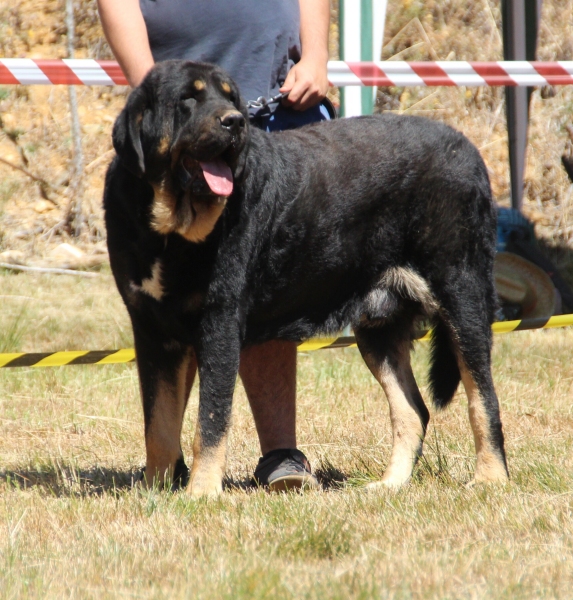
[1,272,573,598]
[1,0,573,596]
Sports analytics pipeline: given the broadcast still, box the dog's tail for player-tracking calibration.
[427,318,461,410]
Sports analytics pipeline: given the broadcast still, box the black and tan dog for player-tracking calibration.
[104,60,508,496]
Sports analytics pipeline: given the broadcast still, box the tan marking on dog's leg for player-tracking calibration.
[362,346,426,489]
[143,357,190,489]
[188,424,228,497]
[141,260,164,301]
[460,365,508,484]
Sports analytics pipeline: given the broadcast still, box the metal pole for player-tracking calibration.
[502,0,541,211]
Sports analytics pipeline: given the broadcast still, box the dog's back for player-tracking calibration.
[240,115,496,347]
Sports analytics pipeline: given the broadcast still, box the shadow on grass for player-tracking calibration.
[223,457,349,493]
[315,459,348,489]
[0,465,141,497]
[223,461,349,493]
[0,458,351,497]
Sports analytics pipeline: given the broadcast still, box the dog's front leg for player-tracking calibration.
[189,316,241,497]
[133,325,196,491]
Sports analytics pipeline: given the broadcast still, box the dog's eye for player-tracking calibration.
[182,79,207,101]
[226,90,240,107]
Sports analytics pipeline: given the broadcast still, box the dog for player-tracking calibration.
[104,60,508,496]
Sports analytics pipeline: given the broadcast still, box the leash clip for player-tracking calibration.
[247,91,289,109]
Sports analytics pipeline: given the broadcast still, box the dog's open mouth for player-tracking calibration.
[180,155,233,197]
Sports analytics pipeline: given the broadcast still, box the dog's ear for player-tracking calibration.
[112,86,148,178]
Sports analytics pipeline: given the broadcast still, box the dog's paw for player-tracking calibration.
[365,474,411,491]
[187,479,223,498]
[470,458,509,486]
[466,472,509,488]
[187,469,224,497]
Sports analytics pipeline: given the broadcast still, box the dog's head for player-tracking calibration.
[113,60,249,242]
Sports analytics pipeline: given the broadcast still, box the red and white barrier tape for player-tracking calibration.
[0,59,127,85]
[1,59,573,87]
[332,61,573,87]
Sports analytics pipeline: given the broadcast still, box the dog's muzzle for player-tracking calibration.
[176,111,245,197]
[220,112,245,136]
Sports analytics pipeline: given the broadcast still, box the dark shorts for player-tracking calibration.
[252,99,335,132]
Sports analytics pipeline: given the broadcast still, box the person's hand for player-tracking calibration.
[280,57,329,111]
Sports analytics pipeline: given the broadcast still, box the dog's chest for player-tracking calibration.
[135,263,204,308]
[127,249,210,330]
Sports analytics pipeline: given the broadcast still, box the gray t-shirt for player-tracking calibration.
[140,0,301,109]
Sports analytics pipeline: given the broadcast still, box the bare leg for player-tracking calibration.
[239,340,297,454]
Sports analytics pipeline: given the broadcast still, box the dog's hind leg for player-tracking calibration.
[458,362,508,484]
[134,326,196,490]
[435,277,509,484]
[355,320,430,488]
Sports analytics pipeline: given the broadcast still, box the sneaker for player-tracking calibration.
[252,448,319,492]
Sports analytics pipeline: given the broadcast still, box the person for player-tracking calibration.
[97,0,332,490]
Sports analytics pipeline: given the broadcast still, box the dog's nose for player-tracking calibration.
[220,112,245,134]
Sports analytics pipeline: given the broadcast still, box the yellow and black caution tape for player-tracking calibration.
[1,314,573,368]
[0,349,136,369]
[297,313,573,351]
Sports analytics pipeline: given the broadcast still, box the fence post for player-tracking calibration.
[339,0,387,117]
[65,0,85,235]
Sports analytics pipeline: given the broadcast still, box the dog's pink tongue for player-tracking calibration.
[199,159,233,196]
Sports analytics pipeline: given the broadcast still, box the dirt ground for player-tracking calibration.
[1,0,573,279]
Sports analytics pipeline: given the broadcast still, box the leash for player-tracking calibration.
[247,92,338,120]
[246,91,289,110]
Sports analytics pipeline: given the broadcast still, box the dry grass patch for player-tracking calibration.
[0,273,573,597]
[1,1,573,597]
